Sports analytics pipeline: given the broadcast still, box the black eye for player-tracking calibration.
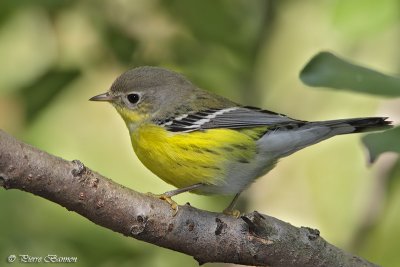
[127,93,140,104]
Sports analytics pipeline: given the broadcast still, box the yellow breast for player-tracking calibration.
[130,123,260,191]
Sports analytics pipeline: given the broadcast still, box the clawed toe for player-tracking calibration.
[223,208,241,218]
[147,192,179,216]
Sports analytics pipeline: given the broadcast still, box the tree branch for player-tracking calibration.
[0,130,378,267]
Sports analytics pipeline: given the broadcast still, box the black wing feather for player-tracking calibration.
[160,106,305,132]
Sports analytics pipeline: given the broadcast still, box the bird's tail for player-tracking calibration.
[259,117,392,159]
[309,117,392,135]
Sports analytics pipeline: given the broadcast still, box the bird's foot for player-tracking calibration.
[146,192,179,216]
[223,208,241,218]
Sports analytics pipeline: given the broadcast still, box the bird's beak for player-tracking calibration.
[89,92,115,102]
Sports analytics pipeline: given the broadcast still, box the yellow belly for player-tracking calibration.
[130,123,262,190]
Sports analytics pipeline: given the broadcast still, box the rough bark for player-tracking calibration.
[0,130,378,267]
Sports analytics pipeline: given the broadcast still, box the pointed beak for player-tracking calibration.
[89,92,115,102]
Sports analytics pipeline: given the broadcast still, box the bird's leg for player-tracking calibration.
[147,183,205,215]
[223,192,242,218]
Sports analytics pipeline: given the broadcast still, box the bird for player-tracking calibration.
[90,66,392,216]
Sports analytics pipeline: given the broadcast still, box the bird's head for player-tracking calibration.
[90,66,198,130]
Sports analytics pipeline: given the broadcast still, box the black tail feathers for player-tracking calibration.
[317,117,393,134]
[346,117,392,133]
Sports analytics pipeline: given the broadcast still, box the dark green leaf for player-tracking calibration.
[362,126,400,163]
[103,25,138,65]
[0,0,75,26]
[18,68,81,123]
[300,52,400,97]
[161,0,264,54]
[385,158,400,197]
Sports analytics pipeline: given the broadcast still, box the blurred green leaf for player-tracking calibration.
[161,0,240,50]
[19,68,81,123]
[103,25,139,65]
[0,0,75,26]
[386,158,400,197]
[300,52,400,97]
[362,126,400,163]
[161,0,264,54]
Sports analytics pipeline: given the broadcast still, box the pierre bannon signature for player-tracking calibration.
[8,254,78,263]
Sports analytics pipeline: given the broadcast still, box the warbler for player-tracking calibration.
[90,66,391,215]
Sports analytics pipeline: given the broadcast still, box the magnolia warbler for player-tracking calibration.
[90,66,392,215]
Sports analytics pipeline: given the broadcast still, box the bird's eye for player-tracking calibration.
[126,93,140,104]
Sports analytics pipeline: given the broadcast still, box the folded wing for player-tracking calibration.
[160,106,305,132]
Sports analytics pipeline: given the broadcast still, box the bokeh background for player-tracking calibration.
[1,0,399,266]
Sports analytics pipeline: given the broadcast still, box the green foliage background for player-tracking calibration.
[0,0,399,266]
